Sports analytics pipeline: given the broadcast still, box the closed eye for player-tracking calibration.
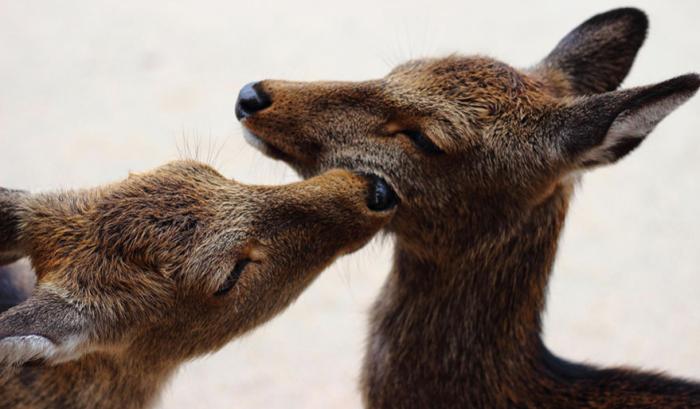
[398,130,444,155]
[214,259,251,296]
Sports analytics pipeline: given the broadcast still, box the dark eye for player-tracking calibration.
[399,130,444,155]
[214,259,251,296]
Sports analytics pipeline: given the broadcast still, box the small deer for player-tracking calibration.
[236,8,700,408]
[0,160,397,409]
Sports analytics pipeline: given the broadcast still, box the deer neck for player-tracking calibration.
[363,182,572,405]
[398,182,570,347]
[366,178,700,407]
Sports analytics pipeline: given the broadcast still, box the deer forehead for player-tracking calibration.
[382,57,552,137]
[387,56,538,98]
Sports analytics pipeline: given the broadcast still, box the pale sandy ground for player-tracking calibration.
[0,1,698,408]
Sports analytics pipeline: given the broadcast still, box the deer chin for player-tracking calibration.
[242,126,319,168]
[241,128,296,163]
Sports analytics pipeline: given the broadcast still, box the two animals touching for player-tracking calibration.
[1,7,699,409]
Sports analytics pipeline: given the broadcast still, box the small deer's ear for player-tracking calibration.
[0,290,90,365]
[554,74,699,168]
[0,188,28,265]
[537,8,648,94]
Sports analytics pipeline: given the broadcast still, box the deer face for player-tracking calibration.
[240,57,559,235]
[0,160,396,365]
[237,8,699,243]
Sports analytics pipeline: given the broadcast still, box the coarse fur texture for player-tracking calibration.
[238,8,700,408]
[0,160,395,409]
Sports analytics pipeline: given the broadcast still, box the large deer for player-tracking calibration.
[0,160,396,409]
[236,8,700,408]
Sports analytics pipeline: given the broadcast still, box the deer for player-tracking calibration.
[0,159,397,409]
[235,7,700,408]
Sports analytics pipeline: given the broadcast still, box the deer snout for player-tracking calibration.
[301,170,398,219]
[235,81,271,120]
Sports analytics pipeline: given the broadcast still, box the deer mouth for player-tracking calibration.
[241,126,321,168]
[242,128,295,163]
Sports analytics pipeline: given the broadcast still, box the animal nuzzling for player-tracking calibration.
[0,160,396,409]
[238,7,700,408]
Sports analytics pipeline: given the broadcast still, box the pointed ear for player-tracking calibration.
[0,289,91,365]
[537,8,648,94]
[554,74,700,168]
[0,188,28,265]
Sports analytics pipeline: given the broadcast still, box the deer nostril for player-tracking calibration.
[365,175,398,212]
[235,81,272,120]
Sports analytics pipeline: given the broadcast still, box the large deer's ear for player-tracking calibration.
[0,289,91,365]
[0,188,29,266]
[553,74,699,168]
[537,8,648,94]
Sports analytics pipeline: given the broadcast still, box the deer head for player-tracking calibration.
[236,8,698,255]
[0,160,396,366]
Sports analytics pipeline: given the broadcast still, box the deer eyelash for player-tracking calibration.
[398,130,445,155]
[214,259,251,296]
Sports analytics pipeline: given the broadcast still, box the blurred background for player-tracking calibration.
[1,1,698,407]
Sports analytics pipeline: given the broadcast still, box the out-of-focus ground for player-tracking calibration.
[1,1,698,407]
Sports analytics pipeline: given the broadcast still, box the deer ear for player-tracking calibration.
[0,290,91,365]
[0,188,29,265]
[538,8,648,94]
[555,74,700,168]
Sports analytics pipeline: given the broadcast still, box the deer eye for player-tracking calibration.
[398,130,444,155]
[214,259,251,296]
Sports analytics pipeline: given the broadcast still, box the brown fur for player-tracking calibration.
[0,160,395,409]
[237,8,700,408]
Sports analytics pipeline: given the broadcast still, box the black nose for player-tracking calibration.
[235,82,271,120]
[365,175,398,212]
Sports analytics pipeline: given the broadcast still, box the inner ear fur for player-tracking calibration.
[553,74,700,168]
